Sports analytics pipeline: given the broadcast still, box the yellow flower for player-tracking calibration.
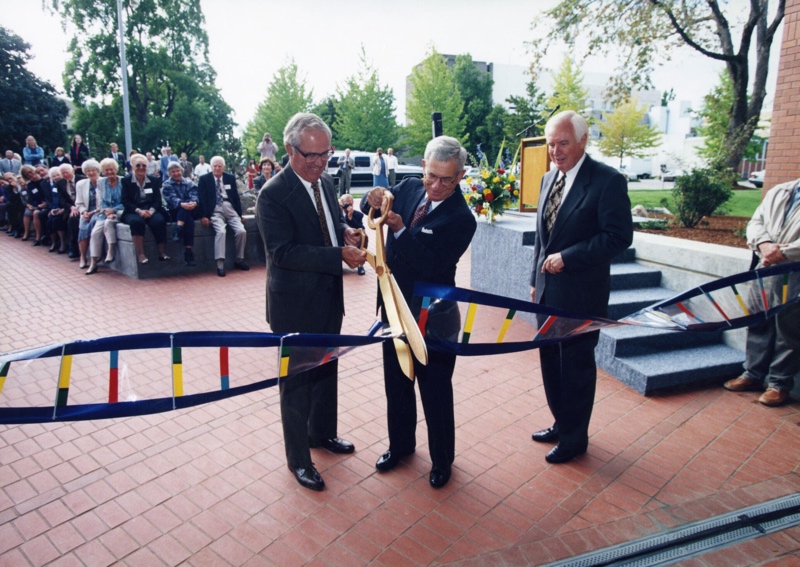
[504,184,511,190]
[480,208,487,215]
[492,176,501,183]
[465,176,473,185]
[514,189,519,196]
[483,189,492,197]
[508,174,516,182]
[481,170,490,179]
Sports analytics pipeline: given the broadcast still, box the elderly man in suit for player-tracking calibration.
[197,156,248,277]
[530,111,633,464]
[256,112,366,491]
[361,136,477,488]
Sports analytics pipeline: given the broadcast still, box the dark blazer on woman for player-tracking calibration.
[121,174,165,215]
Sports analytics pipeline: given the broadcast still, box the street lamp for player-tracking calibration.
[117,0,133,157]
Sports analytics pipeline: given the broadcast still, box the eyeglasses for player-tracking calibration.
[134,164,147,169]
[426,173,458,186]
[293,146,333,163]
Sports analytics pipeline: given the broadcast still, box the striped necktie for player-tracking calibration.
[411,199,430,227]
[544,174,565,234]
[312,181,332,246]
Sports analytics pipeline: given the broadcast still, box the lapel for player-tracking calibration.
[283,165,337,245]
[548,156,592,242]
[406,185,428,226]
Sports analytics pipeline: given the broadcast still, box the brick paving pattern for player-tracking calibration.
[2,213,800,566]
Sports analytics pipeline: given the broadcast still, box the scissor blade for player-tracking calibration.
[388,273,428,366]
[378,273,415,380]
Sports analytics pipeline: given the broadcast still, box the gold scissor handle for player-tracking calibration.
[367,191,393,230]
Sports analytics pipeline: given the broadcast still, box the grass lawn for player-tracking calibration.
[628,189,762,218]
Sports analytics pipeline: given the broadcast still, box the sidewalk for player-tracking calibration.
[1,226,799,566]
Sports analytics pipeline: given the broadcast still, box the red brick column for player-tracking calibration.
[765,0,800,192]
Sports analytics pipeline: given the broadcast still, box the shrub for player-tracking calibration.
[669,167,734,228]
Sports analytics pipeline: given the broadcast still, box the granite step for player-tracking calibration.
[598,343,745,395]
[608,287,674,320]
[597,325,725,358]
[610,262,662,290]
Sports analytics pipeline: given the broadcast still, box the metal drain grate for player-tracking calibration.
[547,493,800,566]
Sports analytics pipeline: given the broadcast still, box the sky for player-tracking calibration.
[2,0,782,134]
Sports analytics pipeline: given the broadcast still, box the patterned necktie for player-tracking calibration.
[215,177,223,205]
[312,181,332,247]
[544,174,565,234]
[411,199,430,227]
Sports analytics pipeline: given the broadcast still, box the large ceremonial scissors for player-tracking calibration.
[356,191,428,380]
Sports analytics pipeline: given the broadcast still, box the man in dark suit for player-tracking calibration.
[361,136,477,488]
[530,111,633,464]
[256,112,366,491]
[197,156,248,277]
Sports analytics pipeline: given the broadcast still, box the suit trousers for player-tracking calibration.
[742,302,800,391]
[210,201,246,260]
[280,359,339,468]
[383,340,457,469]
[89,217,118,258]
[122,211,167,244]
[67,215,80,254]
[539,330,600,451]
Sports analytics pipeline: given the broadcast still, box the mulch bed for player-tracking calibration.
[636,215,750,249]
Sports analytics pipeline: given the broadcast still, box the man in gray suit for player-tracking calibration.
[337,148,354,196]
[256,113,366,491]
[530,111,633,464]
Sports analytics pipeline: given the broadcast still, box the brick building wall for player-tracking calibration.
[765,0,800,192]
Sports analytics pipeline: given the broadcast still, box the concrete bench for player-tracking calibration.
[110,215,265,279]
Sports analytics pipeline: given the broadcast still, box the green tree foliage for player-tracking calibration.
[504,77,549,141]
[48,0,234,159]
[452,54,493,156]
[334,49,397,152]
[311,96,339,145]
[545,56,588,114]
[405,48,467,156]
[668,167,734,228]
[698,72,767,163]
[528,0,785,170]
[0,27,68,155]
[596,98,661,166]
[242,61,313,160]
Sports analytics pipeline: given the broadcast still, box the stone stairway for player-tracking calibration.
[596,248,745,395]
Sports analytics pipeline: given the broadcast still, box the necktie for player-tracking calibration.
[544,174,565,234]
[215,177,223,205]
[312,181,332,247]
[411,199,430,227]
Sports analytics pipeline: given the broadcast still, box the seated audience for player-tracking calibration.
[253,157,277,192]
[56,164,81,259]
[121,153,169,264]
[75,159,102,269]
[86,158,124,275]
[1,150,22,175]
[162,160,199,266]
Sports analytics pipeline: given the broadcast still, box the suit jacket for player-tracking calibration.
[531,154,633,317]
[121,174,165,215]
[360,178,477,321]
[197,172,243,218]
[0,158,21,175]
[55,178,77,216]
[256,164,348,334]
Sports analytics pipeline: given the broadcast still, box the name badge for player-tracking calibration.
[144,188,153,195]
[223,184,231,190]
[421,228,433,234]
[22,190,27,196]
[31,188,38,194]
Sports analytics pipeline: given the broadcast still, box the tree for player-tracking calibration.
[528,0,785,170]
[405,48,467,156]
[452,54,494,156]
[48,0,235,159]
[311,96,339,145]
[334,49,397,152]
[0,27,68,155]
[545,55,588,114]
[242,61,313,160]
[504,77,549,142]
[596,98,661,166]
[698,71,767,163]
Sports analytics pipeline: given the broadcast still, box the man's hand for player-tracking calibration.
[343,227,364,247]
[541,252,565,274]
[530,286,536,302]
[758,241,787,267]
[385,211,404,232]
[342,245,366,269]
[366,187,388,210]
[201,217,210,228]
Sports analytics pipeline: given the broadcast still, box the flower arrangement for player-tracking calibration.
[463,141,520,224]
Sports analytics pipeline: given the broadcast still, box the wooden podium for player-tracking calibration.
[518,136,551,212]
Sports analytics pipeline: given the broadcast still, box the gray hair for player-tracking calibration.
[59,163,74,174]
[424,136,467,169]
[283,113,331,148]
[210,156,225,168]
[167,160,183,171]
[129,153,147,166]
[545,110,589,141]
[49,166,62,178]
[81,159,101,174]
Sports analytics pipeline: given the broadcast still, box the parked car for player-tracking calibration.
[617,165,638,182]
[326,150,423,187]
[749,170,765,188]
[661,169,684,182]
[460,166,481,191]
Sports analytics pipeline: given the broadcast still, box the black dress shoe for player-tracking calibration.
[545,443,587,464]
[532,426,559,443]
[288,464,325,491]
[68,251,79,259]
[375,449,413,472]
[234,260,250,271]
[32,240,41,246]
[429,466,451,488]
[309,437,354,454]
[217,267,226,277]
